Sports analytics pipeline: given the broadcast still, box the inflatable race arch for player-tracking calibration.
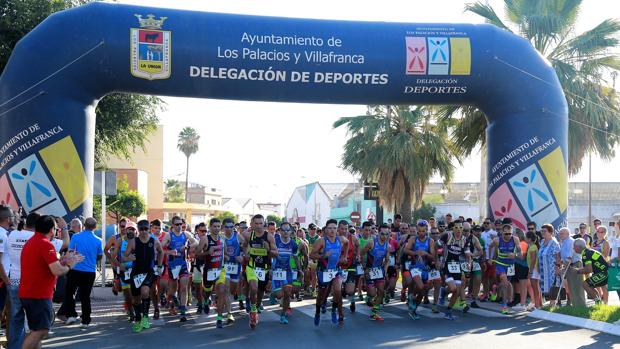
[0,3,568,228]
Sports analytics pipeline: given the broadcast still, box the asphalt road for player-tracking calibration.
[43,295,620,349]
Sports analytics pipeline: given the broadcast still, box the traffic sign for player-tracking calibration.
[350,211,361,222]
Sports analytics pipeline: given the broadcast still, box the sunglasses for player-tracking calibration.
[483,222,490,225]
[174,223,183,226]
[282,228,292,232]
[463,229,471,232]
[198,229,207,233]
[379,232,389,236]
[503,233,512,236]
[224,225,234,229]
[528,228,535,231]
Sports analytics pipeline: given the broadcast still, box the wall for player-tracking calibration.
[106,126,164,220]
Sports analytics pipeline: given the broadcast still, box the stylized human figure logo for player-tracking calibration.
[493,198,526,229]
[408,45,425,71]
[10,160,52,207]
[430,39,447,63]
[512,169,550,212]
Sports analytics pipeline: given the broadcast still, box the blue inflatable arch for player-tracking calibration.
[0,2,568,228]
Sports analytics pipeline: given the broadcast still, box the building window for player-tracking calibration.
[211,199,217,205]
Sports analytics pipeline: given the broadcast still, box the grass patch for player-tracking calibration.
[541,304,620,323]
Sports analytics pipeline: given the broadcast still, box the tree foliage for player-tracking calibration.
[177,127,200,202]
[444,0,620,174]
[215,211,237,222]
[106,176,146,221]
[334,105,457,223]
[412,201,437,222]
[1,0,163,167]
[266,214,284,225]
[164,179,185,203]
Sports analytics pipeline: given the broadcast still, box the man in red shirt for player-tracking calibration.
[19,215,83,349]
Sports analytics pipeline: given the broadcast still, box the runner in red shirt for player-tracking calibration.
[19,215,83,349]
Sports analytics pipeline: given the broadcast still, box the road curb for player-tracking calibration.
[528,309,620,337]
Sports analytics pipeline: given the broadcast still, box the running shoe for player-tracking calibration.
[132,322,143,333]
[370,313,384,321]
[331,309,338,324]
[470,301,480,309]
[350,301,356,313]
[280,315,289,325]
[249,312,258,329]
[153,308,160,320]
[314,313,320,327]
[216,319,223,329]
[501,306,510,315]
[444,311,455,320]
[141,317,150,329]
[227,314,235,325]
[408,311,421,320]
[462,304,470,313]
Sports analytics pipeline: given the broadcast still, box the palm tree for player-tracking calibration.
[177,127,200,202]
[443,0,620,174]
[334,105,457,223]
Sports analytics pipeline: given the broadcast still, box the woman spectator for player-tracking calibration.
[526,231,542,309]
[538,224,561,306]
[592,226,611,304]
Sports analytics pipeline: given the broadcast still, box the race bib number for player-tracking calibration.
[292,271,298,280]
[356,265,364,275]
[389,255,395,266]
[507,265,515,276]
[429,269,441,280]
[341,270,349,281]
[124,268,132,280]
[273,269,287,281]
[206,268,221,281]
[369,267,384,280]
[411,268,422,278]
[448,262,461,274]
[171,265,182,279]
[254,267,266,281]
[224,263,239,275]
[322,269,337,283]
[133,273,147,288]
[472,261,481,272]
[461,262,471,273]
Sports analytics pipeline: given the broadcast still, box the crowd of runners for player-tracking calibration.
[98,213,614,333]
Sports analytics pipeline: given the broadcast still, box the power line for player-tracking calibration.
[0,40,104,111]
[494,56,620,138]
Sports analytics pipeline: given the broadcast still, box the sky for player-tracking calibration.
[117,0,620,204]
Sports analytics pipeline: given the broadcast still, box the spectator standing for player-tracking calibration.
[538,224,561,306]
[560,227,586,307]
[7,212,68,349]
[57,217,103,327]
[573,223,593,247]
[69,218,83,240]
[0,207,14,322]
[19,215,83,349]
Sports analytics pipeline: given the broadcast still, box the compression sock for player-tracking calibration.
[133,304,142,322]
[142,298,151,317]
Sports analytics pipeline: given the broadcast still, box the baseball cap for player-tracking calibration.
[502,217,513,225]
[308,223,317,229]
[494,219,503,225]
[125,220,137,230]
